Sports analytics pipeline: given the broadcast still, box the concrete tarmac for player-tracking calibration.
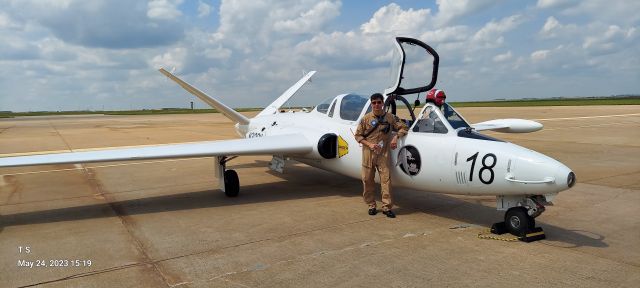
[0,105,638,287]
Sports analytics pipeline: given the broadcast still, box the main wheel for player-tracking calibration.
[223,170,239,197]
[504,207,534,236]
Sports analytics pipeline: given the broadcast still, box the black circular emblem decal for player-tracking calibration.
[398,145,421,176]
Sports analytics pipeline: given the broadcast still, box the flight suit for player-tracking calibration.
[354,112,408,211]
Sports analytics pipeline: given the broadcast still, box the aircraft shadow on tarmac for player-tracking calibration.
[0,161,606,248]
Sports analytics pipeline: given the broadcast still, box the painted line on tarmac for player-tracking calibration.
[534,113,640,121]
[0,157,213,177]
[543,120,640,131]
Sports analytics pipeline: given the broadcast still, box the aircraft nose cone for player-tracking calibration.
[567,171,576,188]
[552,162,575,191]
[508,144,575,194]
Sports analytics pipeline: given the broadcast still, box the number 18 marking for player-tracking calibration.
[466,152,497,184]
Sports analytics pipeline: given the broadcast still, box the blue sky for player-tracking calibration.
[0,0,638,111]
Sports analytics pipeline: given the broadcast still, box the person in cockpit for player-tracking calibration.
[355,93,409,218]
[426,88,446,108]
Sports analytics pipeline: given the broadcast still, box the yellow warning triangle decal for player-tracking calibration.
[338,135,349,158]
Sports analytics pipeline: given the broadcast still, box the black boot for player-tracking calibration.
[368,207,377,216]
[382,210,396,218]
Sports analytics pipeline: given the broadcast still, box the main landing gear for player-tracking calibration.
[492,195,548,242]
[216,156,239,197]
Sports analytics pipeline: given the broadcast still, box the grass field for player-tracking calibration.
[0,108,262,118]
[1,97,638,118]
[449,97,640,107]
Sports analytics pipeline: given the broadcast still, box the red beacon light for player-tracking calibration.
[426,88,446,106]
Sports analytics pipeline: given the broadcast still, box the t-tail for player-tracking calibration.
[159,68,315,121]
[257,71,315,117]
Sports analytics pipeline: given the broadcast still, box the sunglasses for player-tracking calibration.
[371,101,383,105]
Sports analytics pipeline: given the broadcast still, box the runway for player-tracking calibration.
[1,105,639,287]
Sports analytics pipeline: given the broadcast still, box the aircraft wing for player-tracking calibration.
[472,119,543,133]
[0,134,312,168]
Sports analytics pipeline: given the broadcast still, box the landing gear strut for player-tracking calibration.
[216,156,239,197]
[492,195,548,242]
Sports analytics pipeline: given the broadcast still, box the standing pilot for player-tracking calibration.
[355,93,408,218]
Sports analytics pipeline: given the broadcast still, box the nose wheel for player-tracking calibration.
[504,207,535,236]
[490,196,547,242]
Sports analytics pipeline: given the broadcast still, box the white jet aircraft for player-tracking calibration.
[0,37,575,237]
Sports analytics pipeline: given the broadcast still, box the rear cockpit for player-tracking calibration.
[313,93,369,123]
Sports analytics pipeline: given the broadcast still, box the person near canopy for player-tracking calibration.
[354,93,409,218]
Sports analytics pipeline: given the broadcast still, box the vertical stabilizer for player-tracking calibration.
[257,71,316,117]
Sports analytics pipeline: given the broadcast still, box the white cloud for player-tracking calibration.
[197,0,212,18]
[20,0,73,9]
[493,51,512,62]
[203,45,232,60]
[295,4,434,72]
[540,16,559,37]
[536,0,577,9]
[212,0,342,53]
[2,0,185,49]
[273,1,341,34]
[434,0,503,26]
[531,49,550,61]
[0,0,638,112]
[147,0,184,20]
[361,3,430,34]
[0,11,21,29]
[37,37,76,61]
[582,25,638,55]
[537,16,581,40]
[294,30,390,69]
[472,15,524,48]
[540,0,640,24]
[151,47,187,71]
[421,26,470,44]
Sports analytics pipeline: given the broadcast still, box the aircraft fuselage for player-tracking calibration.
[241,105,573,199]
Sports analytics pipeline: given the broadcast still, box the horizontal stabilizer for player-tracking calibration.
[159,68,250,125]
[0,134,311,168]
[472,119,543,133]
[257,71,316,117]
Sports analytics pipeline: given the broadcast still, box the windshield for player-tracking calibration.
[315,96,334,114]
[340,94,369,121]
[441,103,470,129]
[413,106,448,134]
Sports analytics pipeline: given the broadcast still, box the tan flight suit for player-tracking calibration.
[354,112,408,211]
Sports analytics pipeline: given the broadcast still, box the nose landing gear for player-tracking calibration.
[504,207,535,236]
[492,195,548,242]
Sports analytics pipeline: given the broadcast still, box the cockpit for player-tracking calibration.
[412,103,469,134]
[313,92,500,141]
[313,94,369,122]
